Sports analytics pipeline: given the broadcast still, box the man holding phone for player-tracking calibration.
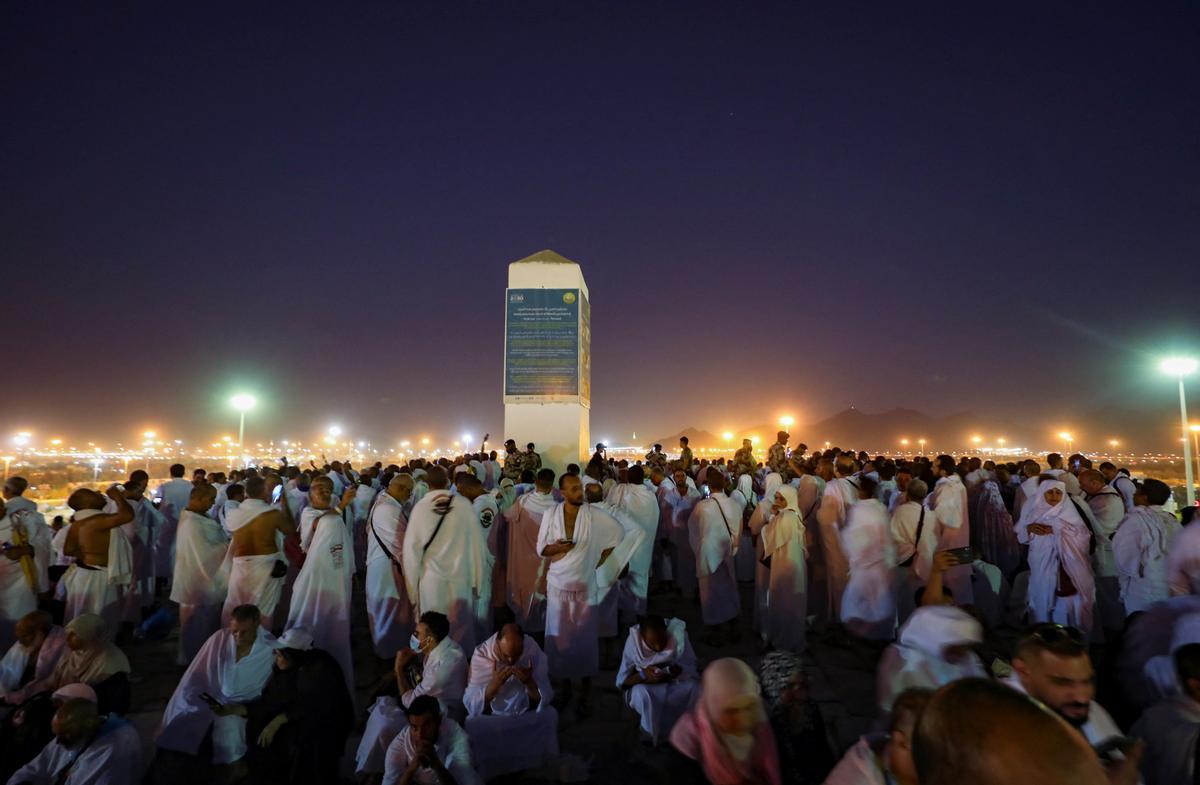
[158,604,277,774]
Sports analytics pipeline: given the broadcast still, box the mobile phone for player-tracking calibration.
[271,485,283,504]
[1092,735,1136,761]
[701,484,711,498]
[939,546,978,566]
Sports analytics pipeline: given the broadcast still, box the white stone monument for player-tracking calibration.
[503,250,590,474]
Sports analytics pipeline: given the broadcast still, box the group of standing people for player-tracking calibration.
[0,431,1197,784]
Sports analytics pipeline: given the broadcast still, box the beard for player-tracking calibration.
[1057,703,1090,727]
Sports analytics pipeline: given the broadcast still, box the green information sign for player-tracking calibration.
[504,288,589,402]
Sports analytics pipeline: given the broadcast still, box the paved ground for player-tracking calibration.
[128,577,882,784]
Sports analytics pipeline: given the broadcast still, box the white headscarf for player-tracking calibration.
[735,474,755,506]
[1016,479,1084,535]
[761,473,783,506]
[761,485,802,556]
[897,605,983,659]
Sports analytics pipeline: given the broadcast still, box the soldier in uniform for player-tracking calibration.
[677,436,694,473]
[502,439,526,481]
[644,444,668,473]
[524,443,543,472]
[767,430,791,480]
[731,439,756,478]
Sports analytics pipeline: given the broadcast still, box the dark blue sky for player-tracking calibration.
[3,2,1198,449]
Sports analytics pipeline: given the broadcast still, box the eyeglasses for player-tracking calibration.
[1027,623,1084,648]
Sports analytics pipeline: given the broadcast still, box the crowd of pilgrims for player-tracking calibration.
[2,430,1200,784]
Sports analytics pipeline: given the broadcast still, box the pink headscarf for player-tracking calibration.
[669,658,781,785]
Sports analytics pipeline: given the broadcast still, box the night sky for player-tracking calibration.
[3,3,1198,448]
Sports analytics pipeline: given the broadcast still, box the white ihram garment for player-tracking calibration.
[365,492,414,658]
[219,499,285,630]
[402,490,491,656]
[1015,480,1095,637]
[536,502,624,680]
[464,633,558,779]
[1113,505,1180,615]
[503,491,556,632]
[759,486,809,651]
[169,510,230,664]
[688,493,742,626]
[817,477,859,618]
[876,605,984,714]
[926,474,973,603]
[60,509,133,636]
[606,483,659,617]
[840,499,896,641]
[286,507,354,692]
[157,627,277,764]
[616,618,699,744]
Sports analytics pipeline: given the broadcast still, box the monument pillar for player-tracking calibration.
[503,250,591,475]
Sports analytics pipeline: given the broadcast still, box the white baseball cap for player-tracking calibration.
[275,627,314,651]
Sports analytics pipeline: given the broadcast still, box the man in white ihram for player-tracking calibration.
[536,473,625,717]
[501,468,557,634]
[156,604,276,776]
[10,698,140,785]
[402,466,491,656]
[687,467,743,645]
[287,475,356,692]
[463,623,557,779]
[925,455,973,603]
[170,483,230,663]
[365,474,416,660]
[605,465,659,623]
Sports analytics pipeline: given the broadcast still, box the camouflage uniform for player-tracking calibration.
[767,442,790,479]
[732,447,756,478]
[525,450,543,472]
[502,451,526,481]
[645,449,668,473]
[677,446,694,472]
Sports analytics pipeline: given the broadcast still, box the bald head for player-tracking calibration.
[387,473,414,502]
[496,623,525,664]
[584,482,603,504]
[913,679,1105,785]
[52,698,101,748]
[16,610,52,647]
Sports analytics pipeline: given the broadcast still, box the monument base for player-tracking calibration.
[504,401,589,477]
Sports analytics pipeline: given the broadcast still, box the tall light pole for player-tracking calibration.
[1191,424,1200,496]
[231,393,257,468]
[1,456,11,481]
[1161,357,1198,507]
[1058,431,1074,456]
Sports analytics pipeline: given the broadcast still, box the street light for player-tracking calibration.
[1161,357,1198,506]
[918,438,926,453]
[1190,425,1200,496]
[779,415,795,428]
[722,431,733,442]
[1058,431,1074,455]
[231,394,257,466]
[1,456,12,481]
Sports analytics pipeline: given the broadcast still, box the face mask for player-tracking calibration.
[409,634,423,651]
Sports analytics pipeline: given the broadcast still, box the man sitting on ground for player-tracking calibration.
[383,695,480,785]
[156,604,277,777]
[8,697,141,784]
[464,623,556,779]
